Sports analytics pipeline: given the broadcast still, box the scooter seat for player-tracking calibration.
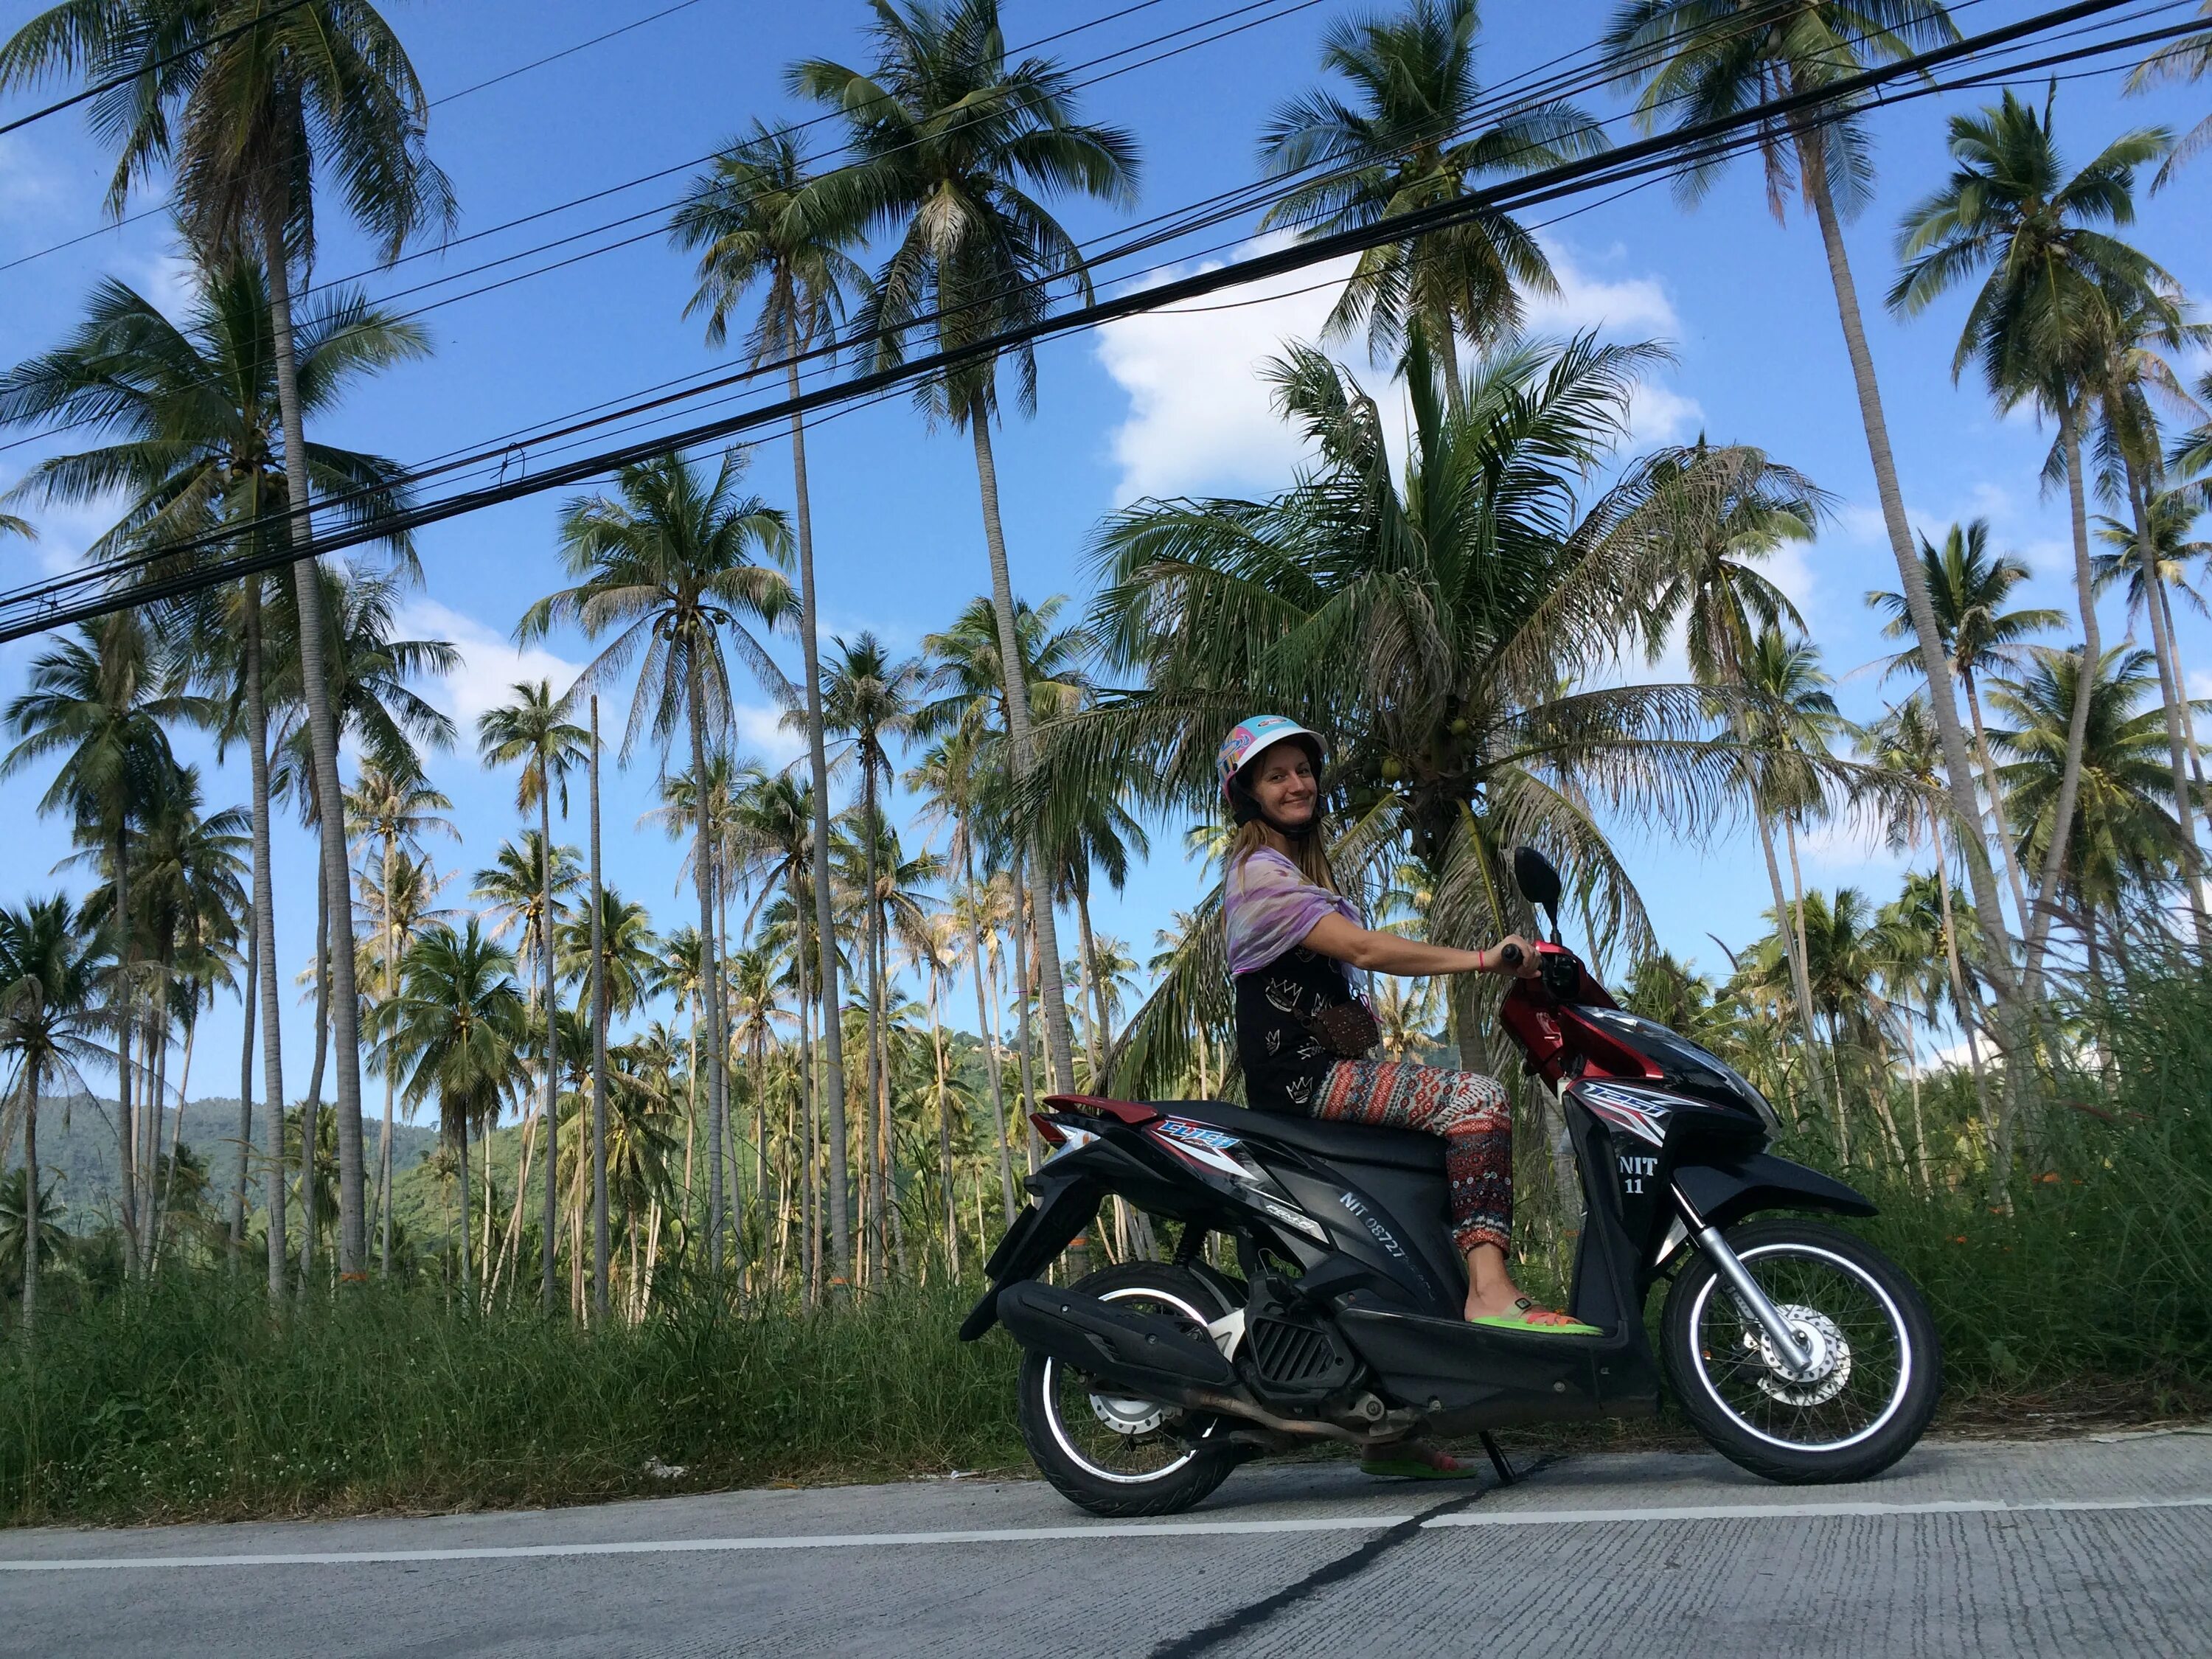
[1154,1099,1447,1175]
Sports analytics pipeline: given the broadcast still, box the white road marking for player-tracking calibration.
[4,1492,2206,1572]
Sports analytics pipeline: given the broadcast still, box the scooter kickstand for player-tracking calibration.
[1479,1432,1518,1486]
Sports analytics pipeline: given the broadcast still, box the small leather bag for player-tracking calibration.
[1298,996,1381,1058]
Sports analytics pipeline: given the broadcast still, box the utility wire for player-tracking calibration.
[0,0,2018,466]
[0,0,2167,643]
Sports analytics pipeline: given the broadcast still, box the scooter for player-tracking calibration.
[959,846,1941,1517]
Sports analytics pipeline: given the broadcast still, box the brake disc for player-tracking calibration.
[1743,1304,1852,1407]
[1089,1392,1169,1436]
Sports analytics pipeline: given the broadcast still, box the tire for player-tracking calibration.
[1661,1218,1942,1485]
[1015,1262,1240,1517]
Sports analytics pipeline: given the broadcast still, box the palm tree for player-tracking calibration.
[375,921,524,1298]
[1258,0,1604,390]
[521,448,793,1279]
[1603,0,2025,1036]
[477,681,588,1312]
[1990,646,2197,973]
[793,0,1139,1102]
[0,256,426,1295]
[1,0,458,1277]
[1889,88,2172,989]
[1870,520,2062,941]
[0,895,105,1330]
[2,613,195,1271]
[344,765,453,1276]
[1739,625,1847,1103]
[1064,338,1865,1082]
[2126,5,2212,188]
[821,632,922,1281]
[671,127,863,1242]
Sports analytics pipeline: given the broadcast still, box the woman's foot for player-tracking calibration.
[1465,1295,1601,1335]
[1360,1439,1480,1481]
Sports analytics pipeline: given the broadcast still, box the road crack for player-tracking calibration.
[1147,1454,1565,1659]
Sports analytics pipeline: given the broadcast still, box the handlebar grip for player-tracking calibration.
[1498,943,1523,970]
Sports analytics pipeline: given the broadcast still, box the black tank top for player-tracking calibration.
[1234,943,1357,1113]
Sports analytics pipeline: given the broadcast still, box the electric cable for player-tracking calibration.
[0,0,2167,644]
[0,0,316,139]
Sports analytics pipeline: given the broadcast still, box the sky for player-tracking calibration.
[2,0,2210,1116]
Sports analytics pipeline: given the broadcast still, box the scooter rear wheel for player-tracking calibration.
[1661,1218,1942,1484]
[1016,1262,1239,1517]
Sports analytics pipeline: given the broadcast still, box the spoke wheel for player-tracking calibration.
[1662,1219,1941,1485]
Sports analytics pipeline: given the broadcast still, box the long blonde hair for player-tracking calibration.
[1228,818,1341,894]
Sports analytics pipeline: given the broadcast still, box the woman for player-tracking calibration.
[1218,715,1593,1335]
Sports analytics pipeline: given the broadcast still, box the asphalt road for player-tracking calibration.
[5,1432,2208,1658]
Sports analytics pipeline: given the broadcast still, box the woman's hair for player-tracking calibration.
[1228,818,1340,894]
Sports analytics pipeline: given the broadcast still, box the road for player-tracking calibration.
[4,1432,2208,1657]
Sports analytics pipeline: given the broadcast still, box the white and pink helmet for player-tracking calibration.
[1217,715,1327,802]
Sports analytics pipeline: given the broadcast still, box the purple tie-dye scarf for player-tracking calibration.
[1225,847,1361,978]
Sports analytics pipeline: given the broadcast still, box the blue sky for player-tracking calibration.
[2,0,2209,1110]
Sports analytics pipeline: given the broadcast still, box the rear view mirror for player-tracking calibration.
[1512,846,1562,914]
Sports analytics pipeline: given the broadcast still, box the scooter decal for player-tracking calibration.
[1575,1081,1672,1147]
[1152,1119,1251,1180]
[1338,1190,1407,1260]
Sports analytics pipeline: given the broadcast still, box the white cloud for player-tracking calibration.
[733,702,806,768]
[1093,233,1701,502]
[397,597,580,735]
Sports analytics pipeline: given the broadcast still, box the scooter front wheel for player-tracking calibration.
[1015,1262,1239,1517]
[1661,1218,1942,1484]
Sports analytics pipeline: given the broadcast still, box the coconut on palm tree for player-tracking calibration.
[1,0,456,1276]
[1259,0,1604,389]
[521,448,792,1279]
[793,0,1139,1103]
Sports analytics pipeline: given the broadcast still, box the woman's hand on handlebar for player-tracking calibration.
[1488,934,1542,978]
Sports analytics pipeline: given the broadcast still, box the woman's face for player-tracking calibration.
[1248,742,1318,827]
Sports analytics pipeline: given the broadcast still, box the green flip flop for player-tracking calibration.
[1470,1297,1601,1336]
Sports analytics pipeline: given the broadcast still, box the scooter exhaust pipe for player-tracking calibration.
[994,1280,1414,1446]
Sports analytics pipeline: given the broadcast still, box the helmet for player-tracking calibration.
[1217,716,1326,803]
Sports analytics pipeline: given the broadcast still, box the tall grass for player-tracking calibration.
[0,1279,1026,1525]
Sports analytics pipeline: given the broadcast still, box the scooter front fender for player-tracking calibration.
[958,1166,1102,1341]
[1672,1151,1876,1237]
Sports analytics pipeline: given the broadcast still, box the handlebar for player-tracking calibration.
[1498,942,1523,970]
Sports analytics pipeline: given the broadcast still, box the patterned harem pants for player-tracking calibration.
[1312,1060,1512,1253]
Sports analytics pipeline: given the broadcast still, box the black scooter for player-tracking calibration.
[960,847,1941,1516]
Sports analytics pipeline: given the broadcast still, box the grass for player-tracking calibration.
[5,971,2209,1528]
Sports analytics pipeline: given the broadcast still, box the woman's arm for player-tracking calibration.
[1301,913,1537,977]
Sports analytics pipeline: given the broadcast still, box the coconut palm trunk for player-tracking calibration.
[1960,670,2031,937]
[684,661,730,1277]
[379,835,397,1276]
[113,825,137,1274]
[1794,125,2031,1193]
[970,417,1078,1096]
[232,905,255,1263]
[590,698,611,1321]
[244,587,288,1296]
[1756,812,1824,1102]
[301,860,329,1288]
[21,1054,40,1332]
[538,787,558,1311]
[2023,400,2103,997]
[1933,837,1997,1162]
[1794,131,2023,1001]
[785,347,854,1283]
[262,222,366,1275]
[862,766,885,1286]
[967,886,1015,1225]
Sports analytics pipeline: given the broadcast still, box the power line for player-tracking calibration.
[0,0,2011,467]
[0,0,2166,643]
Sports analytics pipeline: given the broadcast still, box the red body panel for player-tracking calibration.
[1497,944,1656,1086]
